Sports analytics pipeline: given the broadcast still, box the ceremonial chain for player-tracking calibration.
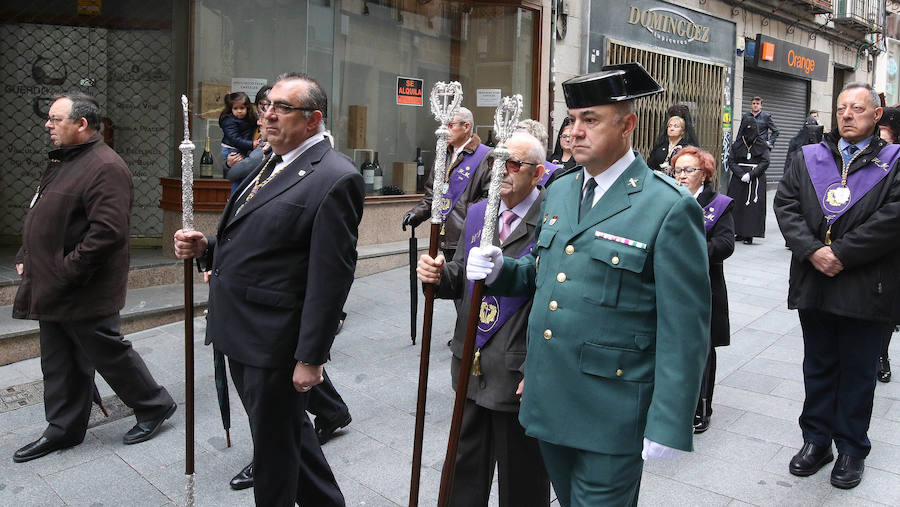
[235,154,281,216]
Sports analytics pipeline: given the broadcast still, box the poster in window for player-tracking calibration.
[397,77,424,106]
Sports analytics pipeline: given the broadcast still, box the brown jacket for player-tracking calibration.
[407,134,493,250]
[13,133,132,321]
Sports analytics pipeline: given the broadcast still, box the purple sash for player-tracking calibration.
[703,194,733,233]
[440,144,491,229]
[538,160,559,186]
[464,199,534,348]
[802,143,900,225]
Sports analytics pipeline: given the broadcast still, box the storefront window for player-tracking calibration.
[192,0,537,196]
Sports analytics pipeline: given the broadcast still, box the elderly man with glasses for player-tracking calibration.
[12,92,176,464]
[417,131,551,507]
[403,106,493,261]
[175,72,363,506]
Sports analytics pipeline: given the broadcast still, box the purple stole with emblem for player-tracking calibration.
[538,160,559,186]
[463,199,534,348]
[703,194,733,233]
[440,144,491,230]
[802,143,900,226]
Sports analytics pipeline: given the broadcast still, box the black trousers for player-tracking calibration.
[39,314,174,443]
[697,346,717,413]
[798,309,888,458]
[308,369,349,424]
[229,358,344,507]
[449,399,550,507]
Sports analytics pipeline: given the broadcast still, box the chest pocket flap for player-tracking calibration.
[537,227,557,249]
[590,238,648,273]
[585,238,649,307]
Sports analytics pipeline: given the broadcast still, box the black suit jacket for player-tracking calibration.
[203,139,365,368]
[753,111,780,147]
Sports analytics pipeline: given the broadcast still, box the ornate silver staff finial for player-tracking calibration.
[179,95,196,232]
[428,81,463,225]
[480,94,523,248]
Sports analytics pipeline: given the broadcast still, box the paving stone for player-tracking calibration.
[728,411,803,448]
[720,369,785,395]
[693,427,783,470]
[638,471,732,506]
[44,453,170,505]
[740,356,804,382]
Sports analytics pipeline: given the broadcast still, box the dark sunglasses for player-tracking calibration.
[505,158,538,173]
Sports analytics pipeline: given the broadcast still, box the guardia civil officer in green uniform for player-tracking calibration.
[466,63,711,506]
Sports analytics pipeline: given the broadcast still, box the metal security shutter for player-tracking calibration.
[742,68,810,182]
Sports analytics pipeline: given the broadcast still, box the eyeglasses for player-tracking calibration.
[447,121,467,128]
[46,116,68,124]
[505,158,538,173]
[560,134,572,140]
[257,100,272,112]
[672,167,700,175]
[267,102,318,115]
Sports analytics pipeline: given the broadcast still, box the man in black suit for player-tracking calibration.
[750,96,780,150]
[175,72,364,506]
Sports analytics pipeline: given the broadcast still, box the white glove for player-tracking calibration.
[466,246,503,285]
[641,438,682,461]
[741,172,751,183]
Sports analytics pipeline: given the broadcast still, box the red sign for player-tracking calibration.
[397,77,423,106]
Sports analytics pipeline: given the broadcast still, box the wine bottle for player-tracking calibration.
[415,147,425,193]
[485,129,496,147]
[362,152,374,194]
[372,151,383,195]
[200,137,214,178]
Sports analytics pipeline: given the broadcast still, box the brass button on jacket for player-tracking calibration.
[611,256,620,265]
[543,329,552,339]
[616,369,623,377]
[549,301,558,311]
[565,245,575,254]
[557,272,566,282]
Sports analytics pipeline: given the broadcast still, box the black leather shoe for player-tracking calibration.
[13,436,77,463]
[878,355,892,383]
[693,413,710,433]
[831,454,864,489]
[315,413,352,445]
[789,442,834,476]
[743,238,753,245]
[230,461,254,490]
[123,403,176,445]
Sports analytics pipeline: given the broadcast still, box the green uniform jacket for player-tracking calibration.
[489,153,710,455]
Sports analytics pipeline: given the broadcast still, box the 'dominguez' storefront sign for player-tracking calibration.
[588,0,736,70]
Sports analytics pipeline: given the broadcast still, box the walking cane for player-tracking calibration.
[436,95,522,507]
[409,81,463,507]
[178,95,196,506]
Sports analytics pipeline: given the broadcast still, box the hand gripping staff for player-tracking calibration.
[437,95,523,507]
[409,81,462,507]
[178,95,197,506]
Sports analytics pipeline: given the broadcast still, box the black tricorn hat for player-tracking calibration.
[562,63,664,108]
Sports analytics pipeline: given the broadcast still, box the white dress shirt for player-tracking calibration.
[581,150,636,207]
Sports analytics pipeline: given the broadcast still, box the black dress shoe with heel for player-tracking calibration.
[831,454,864,489]
[789,442,834,476]
[315,413,352,445]
[878,355,892,383]
[123,403,177,445]
[230,461,254,490]
[13,436,78,463]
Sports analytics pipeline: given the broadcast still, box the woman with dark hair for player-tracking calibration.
[671,146,734,433]
[727,113,770,244]
[224,85,272,193]
[544,118,578,186]
[646,104,699,174]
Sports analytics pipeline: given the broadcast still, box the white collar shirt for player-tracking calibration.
[581,149,635,207]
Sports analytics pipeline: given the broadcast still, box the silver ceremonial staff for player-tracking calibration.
[178,94,196,507]
[409,81,462,507]
[437,94,523,507]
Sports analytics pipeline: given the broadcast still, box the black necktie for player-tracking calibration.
[258,154,282,183]
[579,178,598,222]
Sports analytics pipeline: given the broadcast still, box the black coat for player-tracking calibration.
[646,138,696,174]
[752,110,780,148]
[219,114,256,154]
[202,140,365,367]
[774,130,900,322]
[698,185,734,347]
[438,190,544,412]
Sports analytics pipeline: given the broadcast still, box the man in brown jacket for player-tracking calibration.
[12,92,175,463]
[402,106,493,261]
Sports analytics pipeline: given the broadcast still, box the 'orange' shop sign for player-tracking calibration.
[753,34,828,82]
[397,77,424,106]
